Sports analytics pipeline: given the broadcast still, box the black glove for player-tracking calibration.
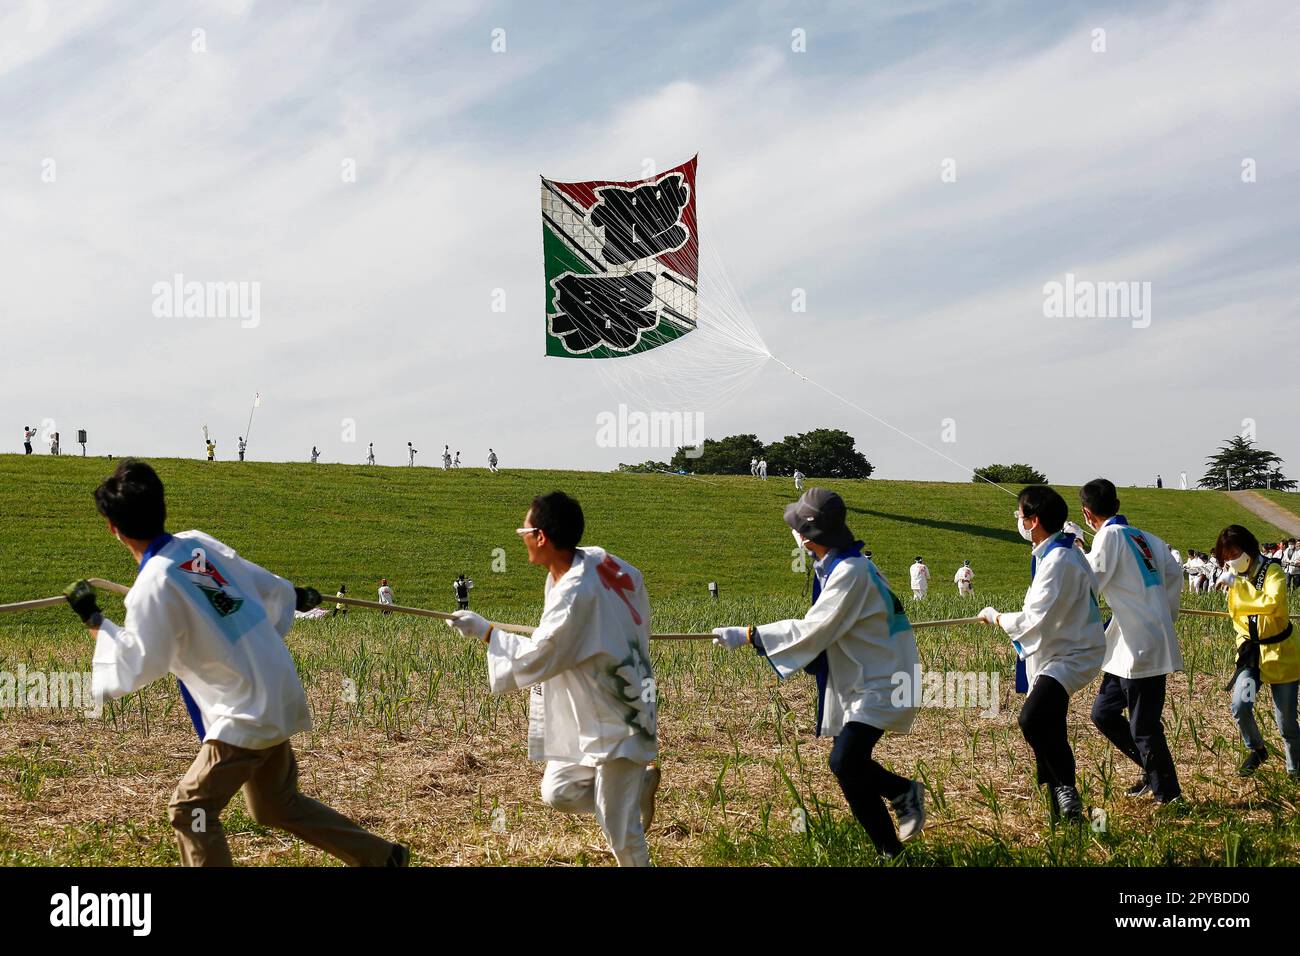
[294,586,322,612]
[64,579,102,624]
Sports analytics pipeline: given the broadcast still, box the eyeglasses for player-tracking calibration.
[515,527,541,537]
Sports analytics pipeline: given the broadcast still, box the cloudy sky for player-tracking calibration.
[3,0,1297,485]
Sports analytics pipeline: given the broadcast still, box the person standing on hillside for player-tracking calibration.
[205,439,215,462]
[443,446,452,470]
[23,425,35,455]
[447,491,660,867]
[407,443,417,466]
[955,560,974,596]
[453,573,473,610]
[488,449,499,473]
[238,437,247,462]
[909,557,930,601]
[758,459,768,480]
[378,578,395,613]
[1078,478,1185,803]
[366,443,375,466]
[61,458,405,867]
[1216,524,1299,777]
[977,486,1106,823]
[310,446,320,464]
[334,584,348,617]
[454,451,461,469]
[51,431,61,455]
[750,457,758,477]
[711,488,926,859]
[793,469,805,491]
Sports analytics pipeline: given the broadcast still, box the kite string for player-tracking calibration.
[765,353,1019,498]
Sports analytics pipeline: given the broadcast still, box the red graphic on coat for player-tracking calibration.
[597,556,642,625]
[1130,532,1158,574]
[178,557,229,587]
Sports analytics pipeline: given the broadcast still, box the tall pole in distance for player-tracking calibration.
[244,392,260,451]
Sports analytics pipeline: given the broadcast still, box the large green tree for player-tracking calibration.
[668,434,764,474]
[972,463,1048,485]
[762,428,874,478]
[1198,436,1295,490]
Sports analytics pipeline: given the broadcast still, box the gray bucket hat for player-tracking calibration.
[784,487,856,551]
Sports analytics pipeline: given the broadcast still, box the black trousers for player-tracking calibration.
[829,721,912,855]
[23,442,32,455]
[1090,672,1180,800]
[1017,676,1076,790]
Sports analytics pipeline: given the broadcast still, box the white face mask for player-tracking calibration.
[1227,553,1251,573]
[1016,515,1034,542]
[792,528,809,551]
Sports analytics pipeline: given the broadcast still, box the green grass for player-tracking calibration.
[0,455,1286,631]
[0,454,1295,867]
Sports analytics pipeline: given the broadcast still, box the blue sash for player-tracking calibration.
[1019,532,1077,693]
[138,533,205,740]
[805,542,865,736]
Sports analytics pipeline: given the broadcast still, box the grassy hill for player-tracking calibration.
[1,454,1287,634]
[1,454,1297,868]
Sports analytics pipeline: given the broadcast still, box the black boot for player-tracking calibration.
[1052,785,1084,822]
[1238,747,1268,776]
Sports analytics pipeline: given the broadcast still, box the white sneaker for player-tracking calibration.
[893,780,926,842]
[641,764,661,831]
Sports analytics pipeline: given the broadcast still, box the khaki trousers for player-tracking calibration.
[169,739,394,867]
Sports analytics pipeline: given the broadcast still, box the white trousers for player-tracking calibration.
[912,586,927,600]
[541,759,650,867]
[957,582,972,596]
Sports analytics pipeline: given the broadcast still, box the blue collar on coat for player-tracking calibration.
[1104,515,1128,528]
[138,532,174,570]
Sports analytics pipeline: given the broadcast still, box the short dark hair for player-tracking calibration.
[1213,525,1260,564]
[1018,485,1067,534]
[94,458,166,540]
[529,491,584,550]
[1079,478,1120,519]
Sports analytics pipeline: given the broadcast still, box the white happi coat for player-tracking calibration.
[1085,518,1184,679]
[909,562,929,589]
[487,547,656,766]
[757,551,919,735]
[92,530,311,749]
[1001,532,1106,696]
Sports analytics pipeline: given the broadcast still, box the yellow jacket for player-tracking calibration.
[1228,561,1298,684]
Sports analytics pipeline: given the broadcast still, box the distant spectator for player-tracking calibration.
[954,560,974,596]
[378,578,395,614]
[909,557,929,600]
[23,425,34,455]
[453,573,473,610]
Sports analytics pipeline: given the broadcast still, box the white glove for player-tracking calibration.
[977,606,1002,627]
[712,626,750,650]
[1064,521,1087,540]
[448,610,492,640]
